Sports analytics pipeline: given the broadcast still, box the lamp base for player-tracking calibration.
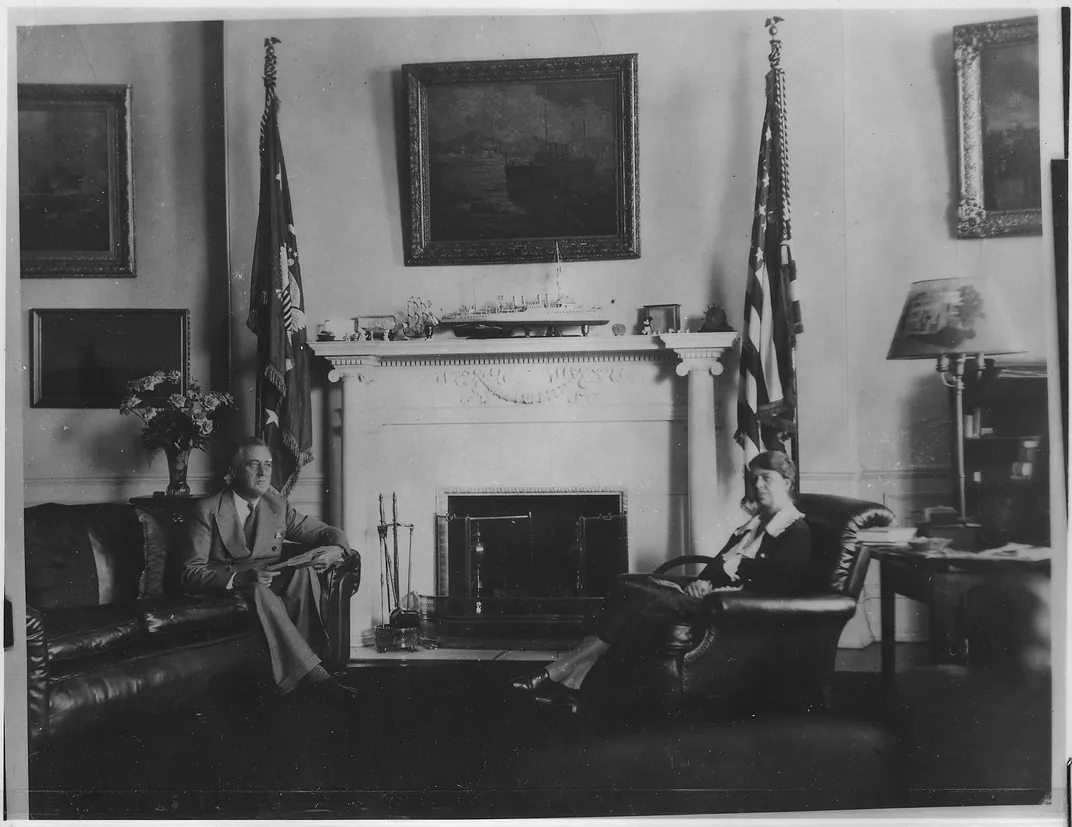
[916,520,983,552]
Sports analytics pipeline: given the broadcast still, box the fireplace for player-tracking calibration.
[420,490,627,647]
[309,332,738,656]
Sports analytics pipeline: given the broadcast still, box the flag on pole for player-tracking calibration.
[735,18,803,469]
[247,37,312,496]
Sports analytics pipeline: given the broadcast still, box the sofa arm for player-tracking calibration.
[322,549,361,669]
[708,592,858,625]
[26,606,50,754]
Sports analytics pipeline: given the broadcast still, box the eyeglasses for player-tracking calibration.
[243,461,273,473]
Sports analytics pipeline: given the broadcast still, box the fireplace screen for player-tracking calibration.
[422,492,627,646]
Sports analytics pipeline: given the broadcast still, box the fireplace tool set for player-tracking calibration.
[375,493,421,652]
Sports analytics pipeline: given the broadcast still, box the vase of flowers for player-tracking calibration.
[120,370,235,497]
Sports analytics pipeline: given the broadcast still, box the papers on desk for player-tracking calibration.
[973,543,1051,562]
[857,527,918,544]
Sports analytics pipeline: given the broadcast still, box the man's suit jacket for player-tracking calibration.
[179,488,350,596]
[697,515,812,595]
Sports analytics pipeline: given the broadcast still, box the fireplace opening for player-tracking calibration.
[421,492,627,647]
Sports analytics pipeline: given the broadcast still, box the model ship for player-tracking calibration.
[439,247,609,338]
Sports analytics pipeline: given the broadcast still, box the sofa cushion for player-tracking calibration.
[43,605,142,663]
[79,504,150,603]
[133,507,170,599]
[25,504,102,610]
[138,595,251,636]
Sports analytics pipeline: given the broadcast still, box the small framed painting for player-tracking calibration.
[954,17,1042,238]
[30,309,189,408]
[403,53,640,265]
[18,84,135,277]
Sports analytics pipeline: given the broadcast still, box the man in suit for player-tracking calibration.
[180,437,358,698]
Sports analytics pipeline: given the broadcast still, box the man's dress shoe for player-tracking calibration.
[532,680,579,713]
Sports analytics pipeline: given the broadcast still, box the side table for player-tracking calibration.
[872,544,1051,696]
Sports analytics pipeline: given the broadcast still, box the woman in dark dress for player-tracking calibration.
[510,450,812,707]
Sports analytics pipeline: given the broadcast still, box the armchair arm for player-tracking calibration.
[653,555,715,575]
[321,548,361,668]
[708,592,858,624]
[26,606,50,754]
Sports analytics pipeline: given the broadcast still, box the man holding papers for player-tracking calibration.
[179,437,358,698]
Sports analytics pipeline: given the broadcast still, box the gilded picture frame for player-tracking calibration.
[30,309,189,408]
[403,53,640,265]
[18,84,135,277]
[954,17,1042,238]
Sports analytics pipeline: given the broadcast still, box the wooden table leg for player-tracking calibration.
[879,559,896,698]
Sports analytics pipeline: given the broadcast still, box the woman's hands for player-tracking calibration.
[684,579,714,599]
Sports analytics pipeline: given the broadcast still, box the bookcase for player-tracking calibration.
[961,361,1050,546]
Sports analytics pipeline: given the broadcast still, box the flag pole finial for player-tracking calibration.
[765,16,784,68]
[263,37,282,92]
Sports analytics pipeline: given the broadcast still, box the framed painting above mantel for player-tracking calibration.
[954,16,1042,238]
[18,84,135,277]
[403,53,640,266]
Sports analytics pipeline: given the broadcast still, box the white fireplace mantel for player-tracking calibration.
[310,331,738,648]
[311,330,737,373]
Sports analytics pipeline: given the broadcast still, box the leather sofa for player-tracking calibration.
[581,493,894,715]
[24,500,360,754]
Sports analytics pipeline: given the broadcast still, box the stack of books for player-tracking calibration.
[1010,436,1042,480]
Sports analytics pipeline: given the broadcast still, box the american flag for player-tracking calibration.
[735,26,803,467]
[247,38,312,496]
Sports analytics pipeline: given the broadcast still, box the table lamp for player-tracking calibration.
[887,277,1026,522]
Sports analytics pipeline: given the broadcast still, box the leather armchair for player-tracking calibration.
[585,493,894,714]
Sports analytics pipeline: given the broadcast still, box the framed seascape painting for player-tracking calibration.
[30,309,188,408]
[403,53,640,265]
[954,17,1042,238]
[18,84,135,277]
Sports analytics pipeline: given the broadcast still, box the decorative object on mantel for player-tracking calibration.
[643,304,681,335]
[611,323,626,336]
[402,53,640,265]
[954,16,1042,238]
[317,318,357,341]
[887,276,1025,542]
[439,246,609,338]
[699,303,734,332]
[390,298,440,340]
[356,315,395,341]
[735,16,804,471]
[120,371,235,497]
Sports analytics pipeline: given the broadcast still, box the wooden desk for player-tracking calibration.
[872,545,1050,695]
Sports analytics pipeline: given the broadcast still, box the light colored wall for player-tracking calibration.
[13,10,1063,644]
[18,21,230,505]
[223,7,1058,506]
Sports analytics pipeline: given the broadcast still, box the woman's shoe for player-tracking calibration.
[532,680,579,713]
[510,667,551,693]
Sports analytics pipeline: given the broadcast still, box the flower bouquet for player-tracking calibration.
[120,370,235,495]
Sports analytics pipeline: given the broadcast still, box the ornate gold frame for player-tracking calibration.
[954,17,1042,238]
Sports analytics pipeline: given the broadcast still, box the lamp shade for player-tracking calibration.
[887,277,1026,360]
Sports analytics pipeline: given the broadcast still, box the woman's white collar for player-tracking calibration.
[741,504,804,538]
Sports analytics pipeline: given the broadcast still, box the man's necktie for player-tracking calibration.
[243,501,257,550]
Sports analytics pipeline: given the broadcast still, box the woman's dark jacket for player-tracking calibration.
[697,517,813,595]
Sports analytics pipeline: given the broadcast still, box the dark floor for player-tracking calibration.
[29,649,1052,819]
